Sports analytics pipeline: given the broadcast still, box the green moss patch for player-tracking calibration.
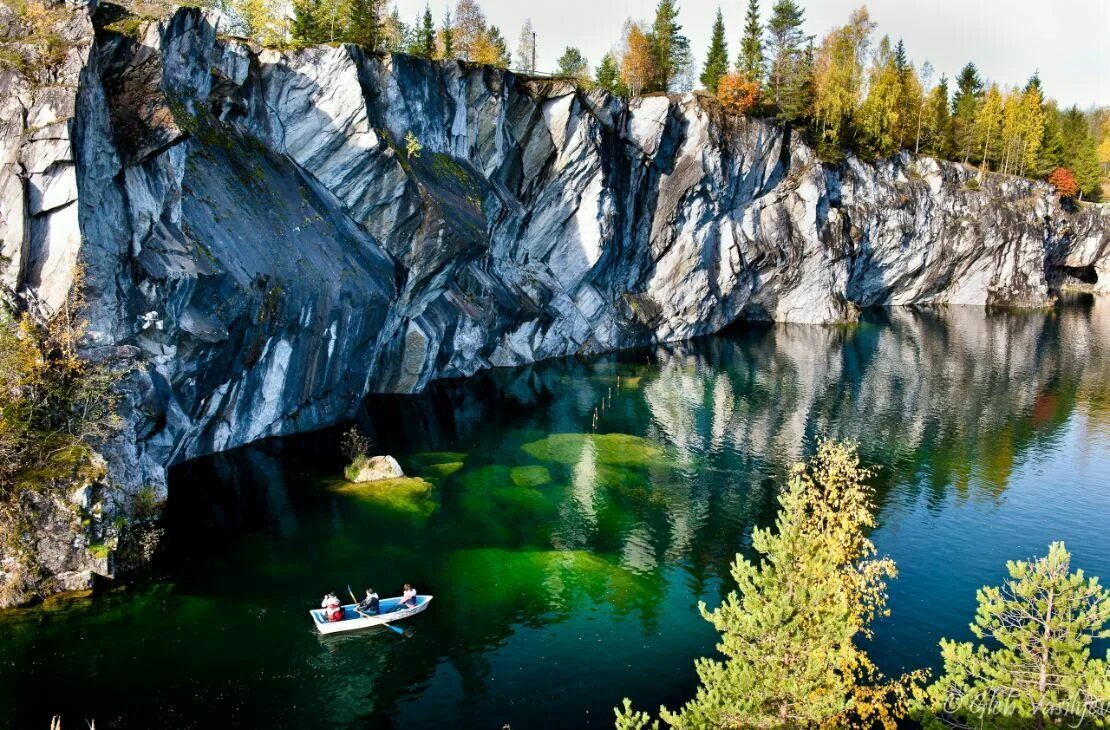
[420,461,465,481]
[520,433,665,468]
[328,477,437,518]
[408,451,467,468]
[444,548,659,612]
[510,465,552,488]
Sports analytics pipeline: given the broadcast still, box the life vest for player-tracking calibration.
[325,598,343,622]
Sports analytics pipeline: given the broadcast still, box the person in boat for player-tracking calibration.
[321,592,344,622]
[356,588,380,616]
[396,583,417,611]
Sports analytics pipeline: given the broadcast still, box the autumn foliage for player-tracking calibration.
[0,270,119,501]
[1047,167,1079,199]
[716,73,762,116]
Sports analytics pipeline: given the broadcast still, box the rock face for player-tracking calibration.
[1,6,1108,601]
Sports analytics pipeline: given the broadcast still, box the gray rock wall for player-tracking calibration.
[1,6,1107,600]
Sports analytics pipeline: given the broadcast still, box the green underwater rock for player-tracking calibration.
[510,465,552,488]
[520,433,665,468]
[328,477,438,518]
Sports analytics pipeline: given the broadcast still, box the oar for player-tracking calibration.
[349,584,405,636]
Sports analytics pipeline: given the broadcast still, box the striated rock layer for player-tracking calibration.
[1,6,1107,600]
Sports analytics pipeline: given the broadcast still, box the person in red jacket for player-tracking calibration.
[321,592,343,622]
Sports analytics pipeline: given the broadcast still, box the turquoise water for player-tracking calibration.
[2,298,1108,728]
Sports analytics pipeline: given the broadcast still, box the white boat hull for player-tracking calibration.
[310,595,432,634]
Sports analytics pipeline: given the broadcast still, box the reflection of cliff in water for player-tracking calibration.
[157,298,1108,724]
[644,296,1108,498]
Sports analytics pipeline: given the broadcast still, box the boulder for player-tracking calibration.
[348,455,405,483]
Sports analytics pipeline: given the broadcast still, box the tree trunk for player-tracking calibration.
[978,125,993,183]
[1035,586,1055,729]
[915,102,924,155]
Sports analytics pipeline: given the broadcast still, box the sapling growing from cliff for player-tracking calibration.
[405,131,422,159]
[0,269,120,600]
[0,270,119,502]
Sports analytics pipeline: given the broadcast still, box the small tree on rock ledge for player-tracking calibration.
[1047,167,1079,200]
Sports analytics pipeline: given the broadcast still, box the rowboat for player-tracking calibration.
[309,595,433,635]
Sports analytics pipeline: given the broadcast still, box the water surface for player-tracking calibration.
[2,298,1108,728]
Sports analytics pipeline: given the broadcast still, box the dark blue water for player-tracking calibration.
[1,297,1107,728]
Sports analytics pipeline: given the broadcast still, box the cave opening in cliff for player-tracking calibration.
[1057,264,1099,285]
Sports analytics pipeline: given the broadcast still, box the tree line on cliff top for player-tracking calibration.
[213,0,1108,201]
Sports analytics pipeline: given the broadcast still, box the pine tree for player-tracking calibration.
[914,542,1110,728]
[736,0,763,81]
[765,0,808,121]
[291,0,324,44]
[699,8,729,93]
[556,46,589,80]
[648,0,689,93]
[647,441,922,728]
[595,53,627,96]
[344,0,378,48]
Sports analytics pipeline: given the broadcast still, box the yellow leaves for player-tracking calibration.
[0,266,119,500]
[619,21,654,98]
[717,74,761,116]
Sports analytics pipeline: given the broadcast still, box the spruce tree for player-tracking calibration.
[765,0,808,120]
[291,0,324,44]
[893,38,908,77]
[648,0,689,93]
[411,5,435,58]
[493,26,512,67]
[737,0,763,81]
[921,74,953,158]
[1038,103,1067,175]
[914,542,1110,728]
[951,62,983,163]
[699,8,729,93]
[595,53,627,96]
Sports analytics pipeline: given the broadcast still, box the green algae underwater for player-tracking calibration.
[2,299,1110,728]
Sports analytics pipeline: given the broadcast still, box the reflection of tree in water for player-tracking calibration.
[152,298,1109,726]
